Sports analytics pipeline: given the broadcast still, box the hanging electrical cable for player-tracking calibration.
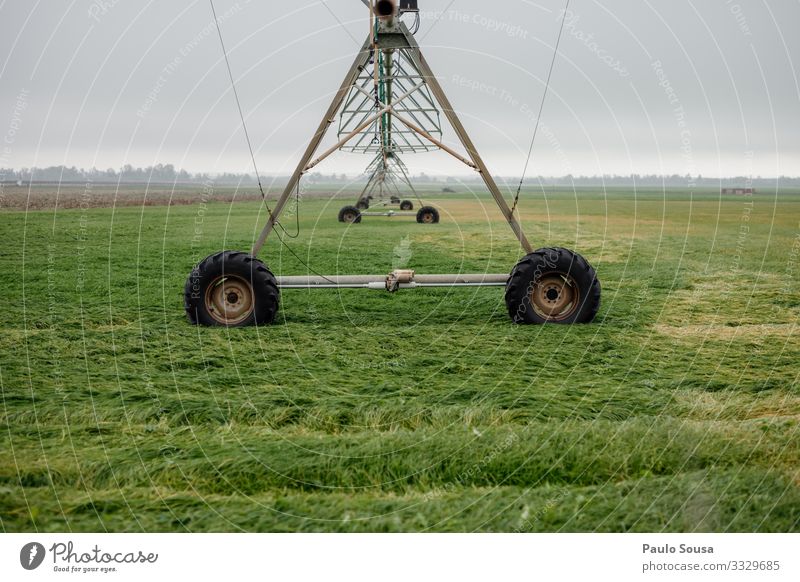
[209,0,338,283]
[510,0,571,216]
[210,0,267,202]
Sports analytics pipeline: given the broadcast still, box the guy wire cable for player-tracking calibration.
[511,0,571,215]
[210,0,337,283]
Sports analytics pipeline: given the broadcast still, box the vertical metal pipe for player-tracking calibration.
[375,0,398,25]
[384,49,394,154]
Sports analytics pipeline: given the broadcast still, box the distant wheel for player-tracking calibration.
[416,206,440,224]
[356,199,370,210]
[184,251,279,327]
[390,196,401,204]
[399,200,413,211]
[505,247,601,325]
[338,205,362,223]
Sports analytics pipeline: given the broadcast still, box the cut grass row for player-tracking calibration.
[3,470,797,532]
[3,418,798,494]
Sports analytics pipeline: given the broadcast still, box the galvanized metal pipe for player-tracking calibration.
[375,0,397,26]
[359,211,416,216]
[276,273,509,289]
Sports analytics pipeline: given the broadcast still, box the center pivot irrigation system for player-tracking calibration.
[185,0,601,327]
[341,152,431,224]
[335,5,442,225]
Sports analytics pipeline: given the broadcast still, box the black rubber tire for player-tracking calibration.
[184,251,279,327]
[399,200,414,211]
[356,199,370,210]
[505,247,600,324]
[338,205,362,223]
[416,206,440,224]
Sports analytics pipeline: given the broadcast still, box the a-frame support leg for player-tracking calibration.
[252,37,373,257]
[402,27,534,254]
[356,176,373,204]
[356,162,380,204]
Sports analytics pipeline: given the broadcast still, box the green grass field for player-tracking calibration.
[1,186,799,532]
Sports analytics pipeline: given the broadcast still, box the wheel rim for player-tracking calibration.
[205,275,254,325]
[344,211,357,222]
[529,272,579,321]
[421,212,434,223]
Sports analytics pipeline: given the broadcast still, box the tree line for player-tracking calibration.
[1,165,798,187]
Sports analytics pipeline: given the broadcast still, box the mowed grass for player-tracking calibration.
[1,185,799,532]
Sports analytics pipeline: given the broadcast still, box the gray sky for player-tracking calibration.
[1,0,799,177]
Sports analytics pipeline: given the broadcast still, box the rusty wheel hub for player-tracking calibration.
[529,273,579,322]
[205,275,255,325]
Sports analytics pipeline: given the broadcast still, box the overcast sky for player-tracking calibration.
[1,0,798,177]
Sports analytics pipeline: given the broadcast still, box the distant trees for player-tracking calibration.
[0,165,257,184]
[0,166,363,185]
[1,166,799,187]
[418,173,800,188]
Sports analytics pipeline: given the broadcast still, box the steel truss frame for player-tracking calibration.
[354,151,418,211]
[338,46,442,155]
[252,20,531,259]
